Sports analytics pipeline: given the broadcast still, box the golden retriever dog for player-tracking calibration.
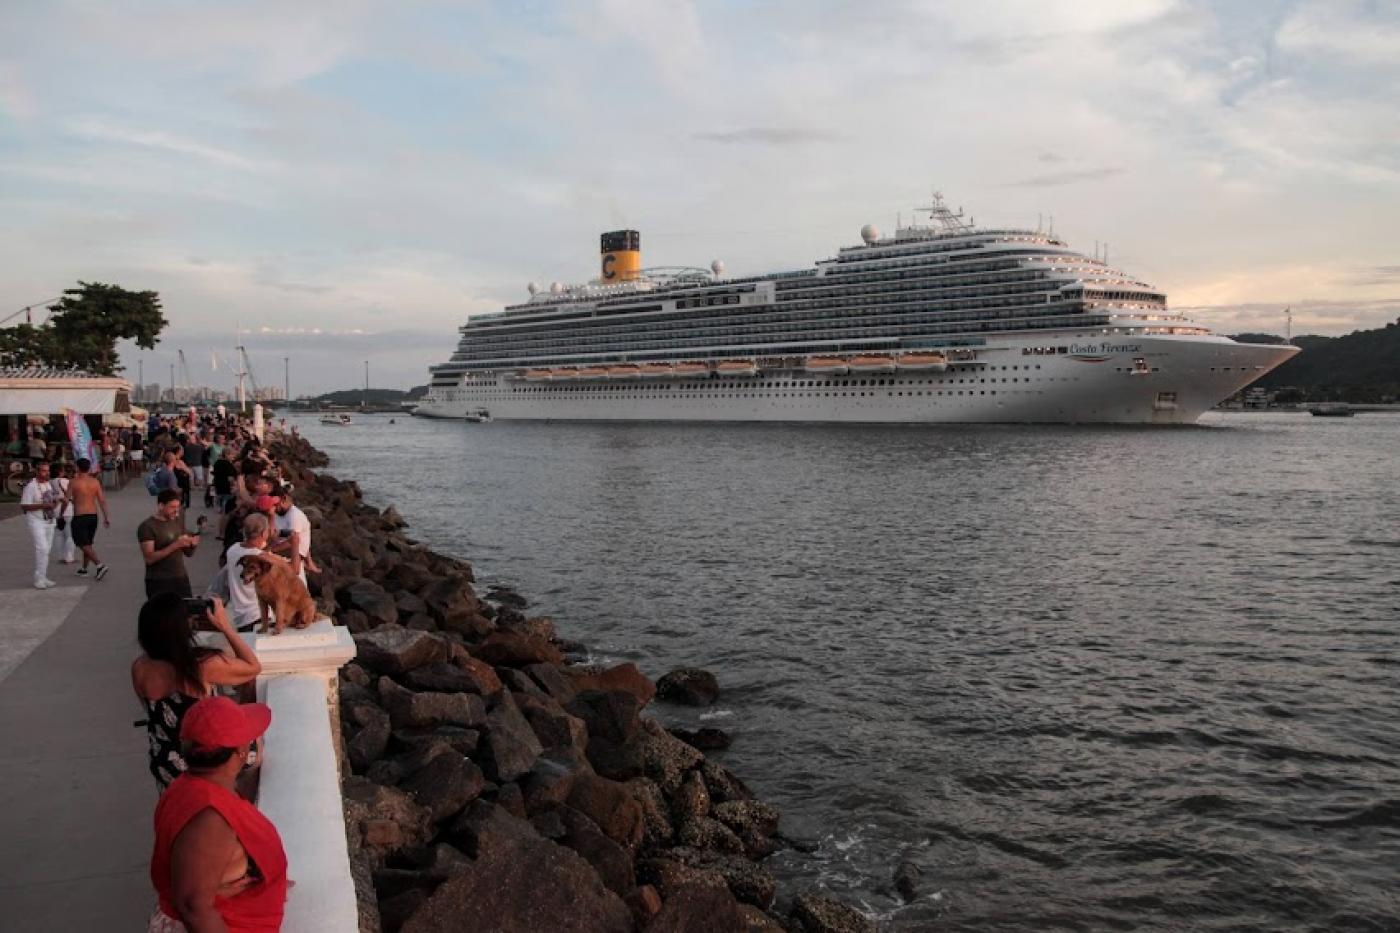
[237,553,318,634]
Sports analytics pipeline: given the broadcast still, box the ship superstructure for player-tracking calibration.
[416,194,1297,424]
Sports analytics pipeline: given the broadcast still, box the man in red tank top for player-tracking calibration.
[150,696,288,932]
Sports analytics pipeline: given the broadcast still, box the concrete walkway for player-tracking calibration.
[0,481,224,931]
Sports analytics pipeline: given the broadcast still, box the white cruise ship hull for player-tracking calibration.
[413,335,1298,425]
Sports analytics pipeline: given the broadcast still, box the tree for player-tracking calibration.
[0,282,167,375]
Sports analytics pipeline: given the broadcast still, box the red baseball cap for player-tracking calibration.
[181,696,272,749]
[254,495,279,512]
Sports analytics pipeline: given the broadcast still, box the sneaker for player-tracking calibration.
[95,565,109,581]
[34,579,55,590]
[76,566,89,577]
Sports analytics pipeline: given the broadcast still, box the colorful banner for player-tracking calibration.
[63,407,99,470]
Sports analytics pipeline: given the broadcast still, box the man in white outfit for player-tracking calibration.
[20,461,62,589]
[224,512,270,630]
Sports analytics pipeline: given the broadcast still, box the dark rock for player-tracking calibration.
[348,704,392,773]
[893,859,921,903]
[493,781,526,819]
[585,735,644,782]
[571,662,657,708]
[791,892,876,933]
[448,800,539,860]
[339,579,400,627]
[373,866,433,899]
[400,753,485,823]
[422,843,470,882]
[366,759,407,787]
[338,608,371,634]
[656,667,720,706]
[438,609,494,639]
[486,585,528,610]
[378,890,427,933]
[555,804,636,897]
[625,777,675,849]
[343,777,433,859]
[499,667,547,699]
[382,505,407,528]
[503,614,555,642]
[628,884,663,927]
[637,857,729,896]
[566,690,643,744]
[672,770,711,824]
[473,630,564,668]
[638,719,705,794]
[643,882,746,933]
[524,662,577,702]
[479,692,543,783]
[404,613,437,632]
[677,817,745,855]
[343,661,371,687]
[664,847,777,910]
[529,808,568,840]
[378,677,485,730]
[520,747,588,815]
[700,759,754,804]
[516,693,589,755]
[391,727,479,759]
[400,828,632,933]
[393,590,429,617]
[446,646,503,696]
[339,679,377,711]
[568,772,645,852]
[402,662,482,694]
[354,627,450,676]
[737,905,788,932]
[384,561,435,595]
[419,576,479,625]
[669,727,731,751]
[713,800,780,839]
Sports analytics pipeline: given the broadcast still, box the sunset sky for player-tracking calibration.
[3,0,1397,393]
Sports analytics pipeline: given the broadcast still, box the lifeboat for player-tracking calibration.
[607,364,642,379]
[523,368,554,382]
[550,368,579,380]
[579,366,610,380]
[674,362,711,379]
[716,360,758,377]
[805,356,849,375]
[895,352,948,372]
[638,363,675,378]
[848,354,897,374]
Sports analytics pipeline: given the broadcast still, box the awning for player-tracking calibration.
[0,386,121,414]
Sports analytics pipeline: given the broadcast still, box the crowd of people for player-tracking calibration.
[20,409,306,930]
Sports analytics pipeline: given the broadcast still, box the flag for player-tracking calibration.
[62,408,98,472]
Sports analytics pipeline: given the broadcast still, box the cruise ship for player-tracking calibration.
[415,194,1298,424]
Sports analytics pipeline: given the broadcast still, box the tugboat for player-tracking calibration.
[319,413,353,426]
[1309,403,1355,417]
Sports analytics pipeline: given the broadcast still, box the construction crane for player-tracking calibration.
[177,350,194,403]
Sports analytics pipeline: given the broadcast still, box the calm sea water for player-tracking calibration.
[296,411,1400,931]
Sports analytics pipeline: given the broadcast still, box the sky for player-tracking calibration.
[2,0,1398,394]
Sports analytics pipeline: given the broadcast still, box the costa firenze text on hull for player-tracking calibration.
[416,194,1298,424]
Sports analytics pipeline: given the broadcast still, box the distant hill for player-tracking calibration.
[406,384,428,400]
[1241,322,1400,402]
[307,388,409,407]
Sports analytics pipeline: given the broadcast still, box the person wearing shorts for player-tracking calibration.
[68,458,111,580]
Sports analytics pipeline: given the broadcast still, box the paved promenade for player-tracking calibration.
[0,481,222,931]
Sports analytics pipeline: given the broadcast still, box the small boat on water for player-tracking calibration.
[464,408,492,423]
[319,413,353,426]
[1310,403,1356,417]
[895,352,948,372]
[805,356,849,376]
[716,360,758,377]
[848,354,897,374]
[674,362,711,379]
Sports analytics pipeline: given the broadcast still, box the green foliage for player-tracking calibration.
[0,282,167,375]
[1258,323,1400,402]
[307,388,408,407]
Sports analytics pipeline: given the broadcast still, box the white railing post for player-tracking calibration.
[201,619,359,931]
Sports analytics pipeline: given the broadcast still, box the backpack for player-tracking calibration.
[145,466,163,496]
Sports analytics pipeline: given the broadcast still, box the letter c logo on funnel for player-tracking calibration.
[602,254,616,279]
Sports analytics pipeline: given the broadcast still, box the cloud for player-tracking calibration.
[1002,167,1126,187]
[67,117,272,172]
[692,127,842,146]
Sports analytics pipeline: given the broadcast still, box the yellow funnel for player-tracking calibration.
[600,230,641,282]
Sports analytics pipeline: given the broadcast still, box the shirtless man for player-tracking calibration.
[68,457,111,580]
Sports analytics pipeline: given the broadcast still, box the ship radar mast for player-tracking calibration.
[895,190,976,240]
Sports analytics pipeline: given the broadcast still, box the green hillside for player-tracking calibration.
[1240,322,1400,402]
[307,388,409,407]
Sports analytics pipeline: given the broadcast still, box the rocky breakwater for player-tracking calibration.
[268,434,873,933]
